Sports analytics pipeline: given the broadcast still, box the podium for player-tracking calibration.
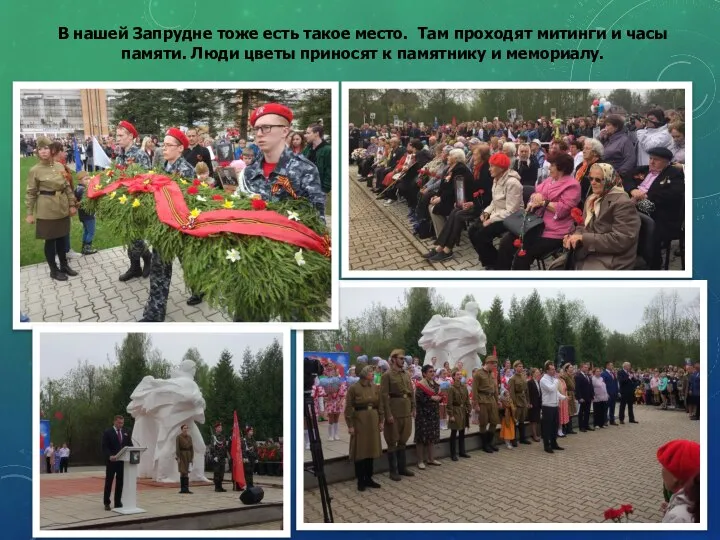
[113,446,147,515]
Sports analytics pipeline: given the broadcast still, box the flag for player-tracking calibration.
[91,136,112,169]
[508,129,516,142]
[72,139,82,172]
[230,410,246,489]
[451,116,457,127]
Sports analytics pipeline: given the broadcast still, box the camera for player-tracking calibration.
[304,357,324,393]
[626,113,644,131]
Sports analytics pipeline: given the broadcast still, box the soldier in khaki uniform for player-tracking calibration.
[447,368,471,461]
[560,364,578,434]
[472,355,500,454]
[509,360,532,446]
[345,365,383,491]
[25,136,79,281]
[380,349,415,481]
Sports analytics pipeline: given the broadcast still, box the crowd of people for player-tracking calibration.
[43,442,70,473]
[350,107,685,271]
[23,103,330,322]
[308,353,700,522]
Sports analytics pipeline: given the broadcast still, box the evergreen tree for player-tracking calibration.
[237,340,284,440]
[183,347,212,400]
[206,350,238,436]
[550,299,576,357]
[484,296,507,360]
[577,316,606,368]
[403,288,434,358]
[295,89,332,135]
[519,290,552,368]
[111,90,172,136]
[113,333,151,429]
[505,295,523,360]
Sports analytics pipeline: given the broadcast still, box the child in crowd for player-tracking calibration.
[73,176,97,255]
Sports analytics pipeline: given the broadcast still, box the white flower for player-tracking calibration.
[230,192,240,199]
[196,195,207,202]
[294,249,306,266]
[225,248,241,263]
[287,210,300,221]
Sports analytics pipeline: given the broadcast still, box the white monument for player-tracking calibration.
[113,445,147,515]
[127,360,210,483]
[418,301,487,373]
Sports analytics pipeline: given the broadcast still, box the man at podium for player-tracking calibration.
[101,415,132,511]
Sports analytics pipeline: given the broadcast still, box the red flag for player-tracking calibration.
[231,411,246,489]
[493,345,497,357]
[452,116,457,127]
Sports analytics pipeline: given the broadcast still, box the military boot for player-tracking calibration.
[119,260,142,281]
[355,461,366,491]
[519,423,532,444]
[48,261,68,282]
[387,452,401,481]
[58,251,78,277]
[459,432,471,458]
[364,459,381,488]
[481,432,493,453]
[141,251,152,278]
[450,433,458,461]
[397,449,415,476]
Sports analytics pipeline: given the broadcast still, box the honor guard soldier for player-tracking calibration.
[210,421,229,492]
[242,426,258,489]
[241,103,327,220]
[380,349,416,481]
[139,127,196,322]
[509,360,532,446]
[115,120,153,282]
[472,355,500,454]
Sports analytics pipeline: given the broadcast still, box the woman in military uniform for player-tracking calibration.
[345,365,383,492]
[447,368,471,461]
[509,360,532,446]
[175,424,194,494]
[560,364,578,435]
[25,136,79,281]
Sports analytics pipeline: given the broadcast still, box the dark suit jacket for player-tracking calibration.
[433,163,476,217]
[601,369,619,399]
[617,369,637,397]
[472,160,493,210]
[624,165,684,232]
[574,371,594,403]
[102,426,132,463]
[400,149,432,187]
[388,147,406,169]
[183,144,214,176]
[528,378,542,409]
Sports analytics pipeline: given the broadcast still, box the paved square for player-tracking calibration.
[303,405,699,523]
[347,167,683,272]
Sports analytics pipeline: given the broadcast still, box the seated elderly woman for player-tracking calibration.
[496,152,581,270]
[468,153,523,269]
[423,149,482,262]
[412,145,450,238]
[574,137,604,207]
[551,163,640,270]
[427,149,475,245]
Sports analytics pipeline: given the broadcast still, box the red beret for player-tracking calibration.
[489,152,511,169]
[213,421,222,428]
[657,439,699,484]
[166,127,189,149]
[118,121,138,139]
[250,103,293,127]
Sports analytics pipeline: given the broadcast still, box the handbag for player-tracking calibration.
[503,208,545,237]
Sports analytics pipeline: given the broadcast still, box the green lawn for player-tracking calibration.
[19,157,124,267]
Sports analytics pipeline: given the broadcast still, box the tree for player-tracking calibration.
[111,90,173,136]
[113,333,151,429]
[295,89,332,135]
[237,340,284,440]
[484,296,507,361]
[518,290,552,368]
[577,316,606,368]
[403,288,434,358]
[505,295,523,360]
[550,298,576,356]
[205,350,239,435]
[183,347,212,399]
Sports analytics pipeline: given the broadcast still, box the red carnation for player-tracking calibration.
[517,249,527,257]
[192,179,201,186]
[187,186,199,195]
[472,189,485,198]
[251,199,267,210]
[570,207,584,225]
[116,165,126,171]
[621,504,634,515]
[603,508,614,521]
[212,194,224,201]
[513,238,522,248]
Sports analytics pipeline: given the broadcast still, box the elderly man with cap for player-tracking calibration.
[25,136,79,281]
[139,128,198,322]
[530,138,546,168]
[624,145,684,269]
[379,349,416,481]
[114,120,153,282]
[240,103,325,220]
[209,420,229,492]
[657,439,700,523]
[472,354,501,453]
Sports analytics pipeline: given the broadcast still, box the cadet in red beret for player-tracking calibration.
[139,127,199,322]
[115,120,152,282]
[658,439,700,523]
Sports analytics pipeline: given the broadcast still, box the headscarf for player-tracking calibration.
[585,163,625,226]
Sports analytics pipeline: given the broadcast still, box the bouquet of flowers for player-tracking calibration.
[603,504,634,522]
[319,376,342,395]
[83,163,330,322]
[351,148,367,161]
[346,376,360,386]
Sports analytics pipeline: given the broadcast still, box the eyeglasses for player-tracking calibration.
[164,142,182,148]
[251,124,287,134]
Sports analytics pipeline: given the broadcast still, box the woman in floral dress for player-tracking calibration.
[557,371,570,438]
[414,364,442,469]
[321,363,347,441]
